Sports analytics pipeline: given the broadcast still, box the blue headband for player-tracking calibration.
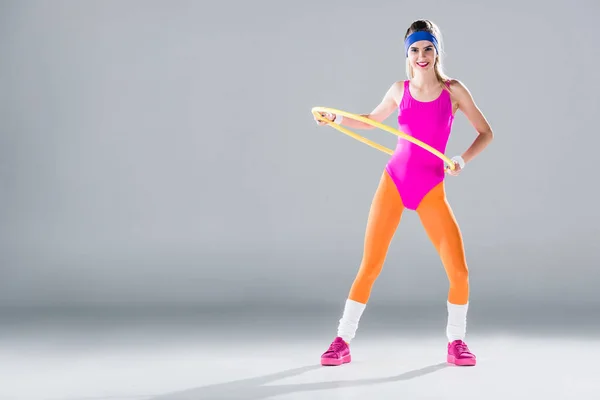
[404,31,439,57]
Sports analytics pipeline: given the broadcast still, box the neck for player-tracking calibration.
[411,71,439,87]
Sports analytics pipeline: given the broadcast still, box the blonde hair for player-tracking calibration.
[404,20,450,88]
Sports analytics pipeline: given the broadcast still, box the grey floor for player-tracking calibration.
[2,305,599,400]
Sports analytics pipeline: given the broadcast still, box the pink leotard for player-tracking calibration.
[385,80,454,210]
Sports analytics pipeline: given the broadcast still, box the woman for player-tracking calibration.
[314,19,493,367]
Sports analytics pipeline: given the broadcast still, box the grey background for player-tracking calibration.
[1,0,599,319]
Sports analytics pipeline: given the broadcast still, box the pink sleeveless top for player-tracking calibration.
[385,80,454,210]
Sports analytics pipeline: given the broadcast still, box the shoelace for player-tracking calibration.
[327,341,346,354]
[453,342,469,354]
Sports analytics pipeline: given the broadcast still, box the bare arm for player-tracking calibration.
[316,81,403,129]
[451,80,494,164]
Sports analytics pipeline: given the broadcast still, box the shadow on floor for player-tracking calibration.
[149,362,450,400]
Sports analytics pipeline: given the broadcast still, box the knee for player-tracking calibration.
[357,268,382,284]
[449,265,469,286]
[356,261,384,283]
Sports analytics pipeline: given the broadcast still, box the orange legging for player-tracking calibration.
[348,170,469,305]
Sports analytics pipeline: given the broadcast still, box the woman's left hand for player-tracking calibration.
[446,156,465,176]
[447,161,462,176]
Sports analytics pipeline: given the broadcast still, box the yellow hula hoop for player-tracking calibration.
[311,106,456,171]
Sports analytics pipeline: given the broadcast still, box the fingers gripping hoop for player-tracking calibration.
[311,106,456,171]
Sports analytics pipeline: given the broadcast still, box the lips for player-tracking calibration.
[416,62,429,67]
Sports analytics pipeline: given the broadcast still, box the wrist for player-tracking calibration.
[451,155,465,169]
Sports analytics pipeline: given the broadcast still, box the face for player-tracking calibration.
[407,40,436,71]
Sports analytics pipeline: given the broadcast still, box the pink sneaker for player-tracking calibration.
[447,340,476,366]
[321,337,351,366]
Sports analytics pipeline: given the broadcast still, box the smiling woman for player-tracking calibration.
[404,20,449,88]
[314,19,494,368]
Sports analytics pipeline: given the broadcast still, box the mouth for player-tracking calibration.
[416,62,429,68]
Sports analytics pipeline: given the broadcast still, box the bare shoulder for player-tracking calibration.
[446,79,472,98]
[447,79,477,109]
[389,80,405,105]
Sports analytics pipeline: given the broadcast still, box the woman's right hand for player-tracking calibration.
[314,111,335,126]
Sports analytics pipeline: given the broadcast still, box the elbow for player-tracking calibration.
[481,128,493,141]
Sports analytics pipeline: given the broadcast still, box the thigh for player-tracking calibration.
[416,182,465,259]
[362,170,405,253]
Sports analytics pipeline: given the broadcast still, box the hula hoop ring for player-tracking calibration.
[311,106,456,171]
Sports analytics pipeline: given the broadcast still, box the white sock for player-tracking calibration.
[446,301,468,342]
[337,299,366,343]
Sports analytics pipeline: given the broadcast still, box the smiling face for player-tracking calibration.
[407,40,437,72]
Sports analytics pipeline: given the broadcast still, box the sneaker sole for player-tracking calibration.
[321,354,351,366]
[447,355,476,366]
